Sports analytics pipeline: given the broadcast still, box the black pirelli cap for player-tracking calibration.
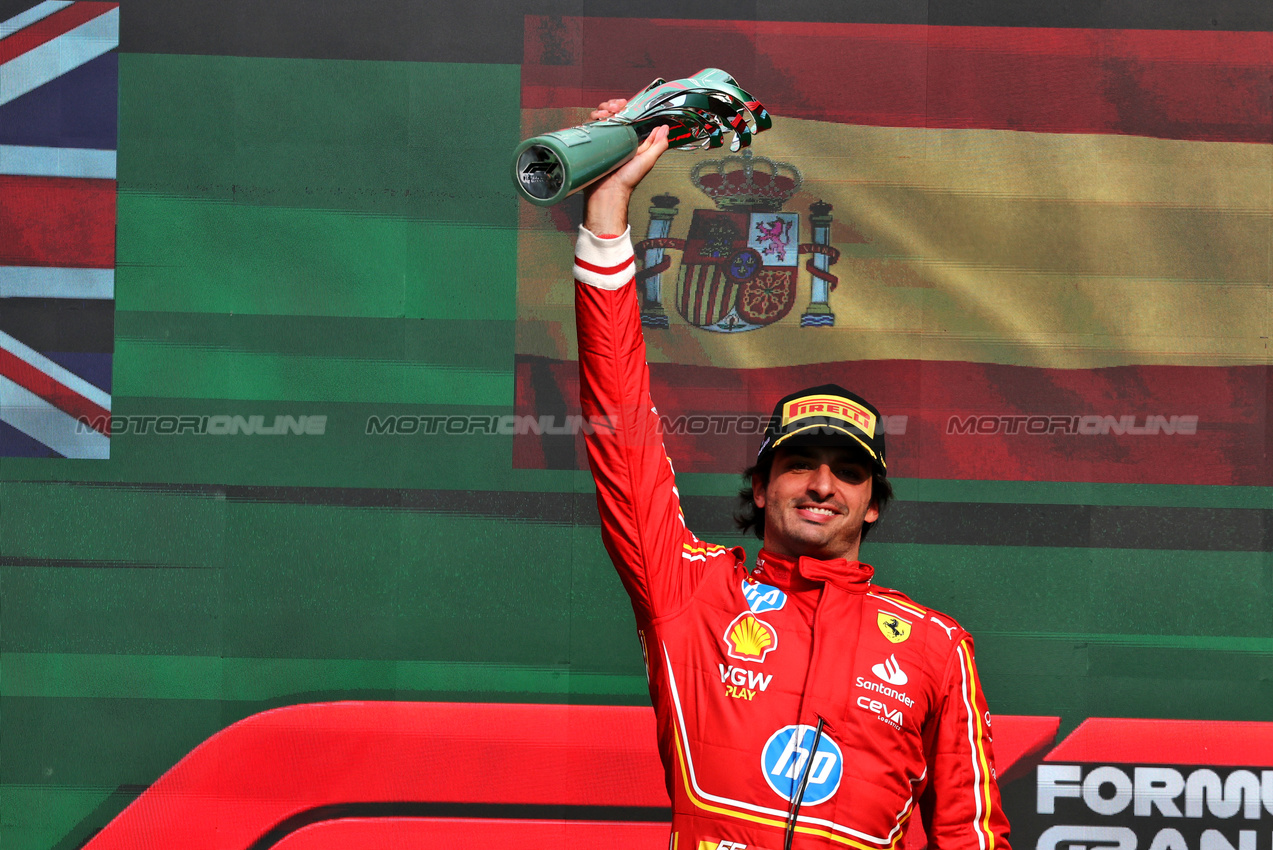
[755,383,887,475]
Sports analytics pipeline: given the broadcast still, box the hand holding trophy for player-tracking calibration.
[512,68,771,206]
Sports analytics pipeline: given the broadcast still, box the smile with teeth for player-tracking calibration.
[800,505,838,517]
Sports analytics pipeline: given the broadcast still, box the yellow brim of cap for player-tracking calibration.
[770,422,885,470]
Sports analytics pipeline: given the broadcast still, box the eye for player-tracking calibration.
[837,466,868,482]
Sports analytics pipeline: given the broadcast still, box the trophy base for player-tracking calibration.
[512,122,639,207]
[515,144,567,204]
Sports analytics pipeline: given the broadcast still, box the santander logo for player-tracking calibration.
[871,654,908,686]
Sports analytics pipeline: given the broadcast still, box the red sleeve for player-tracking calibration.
[574,226,712,619]
[921,635,1013,850]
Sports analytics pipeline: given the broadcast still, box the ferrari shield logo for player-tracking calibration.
[877,612,912,644]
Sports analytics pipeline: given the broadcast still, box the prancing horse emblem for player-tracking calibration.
[877,611,912,644]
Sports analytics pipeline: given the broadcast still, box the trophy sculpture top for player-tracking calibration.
[604,68,772,152]
[511,68,771,206]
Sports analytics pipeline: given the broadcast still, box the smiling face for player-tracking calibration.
[753,444,880,562]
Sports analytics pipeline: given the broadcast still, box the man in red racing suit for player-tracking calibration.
[573,108,1011,850]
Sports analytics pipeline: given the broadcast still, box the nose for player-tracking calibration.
[807,463,837,499]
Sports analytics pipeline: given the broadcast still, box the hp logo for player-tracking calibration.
[760,724,843,806]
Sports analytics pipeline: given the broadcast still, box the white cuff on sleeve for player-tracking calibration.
[574,225,636,290]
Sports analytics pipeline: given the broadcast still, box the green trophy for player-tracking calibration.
[512,68,771,206]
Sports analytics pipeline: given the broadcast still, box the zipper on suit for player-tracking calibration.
[784,580,831,849]
[784,714,827,850]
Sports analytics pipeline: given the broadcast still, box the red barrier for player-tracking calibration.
[1046,718,1273,766]
[84,702,1058,850]
[271,819,671,850]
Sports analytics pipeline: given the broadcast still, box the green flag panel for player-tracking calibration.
[117,55,521,225]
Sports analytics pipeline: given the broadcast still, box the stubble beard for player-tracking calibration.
[773,502,863,559]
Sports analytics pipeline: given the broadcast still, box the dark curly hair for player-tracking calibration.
[734,451,892,543]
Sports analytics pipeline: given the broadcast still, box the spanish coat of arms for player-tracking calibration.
[634,150,840,332]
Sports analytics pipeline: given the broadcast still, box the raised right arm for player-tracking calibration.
[574,120,721,619]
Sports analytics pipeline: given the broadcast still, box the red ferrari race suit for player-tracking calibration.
[574,226,1011,850]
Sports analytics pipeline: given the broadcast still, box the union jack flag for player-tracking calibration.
[0,0,117,458]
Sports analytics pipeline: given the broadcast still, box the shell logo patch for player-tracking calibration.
[724,612,778,662]
[877,611,912,644]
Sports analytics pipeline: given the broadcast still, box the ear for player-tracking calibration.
[865,496,879,525]
[751,475,766,509]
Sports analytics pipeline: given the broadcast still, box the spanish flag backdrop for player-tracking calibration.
[515,17,1270,485]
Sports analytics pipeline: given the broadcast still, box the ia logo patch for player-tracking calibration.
[742,580,787,613]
